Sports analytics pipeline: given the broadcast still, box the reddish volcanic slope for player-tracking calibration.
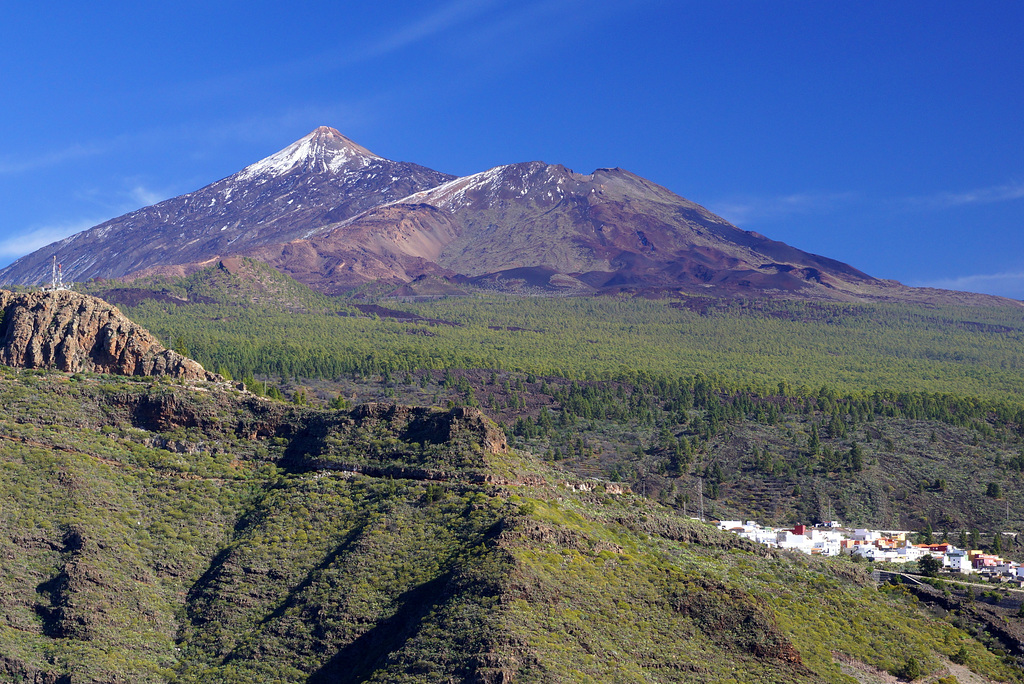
[229,159,891,300]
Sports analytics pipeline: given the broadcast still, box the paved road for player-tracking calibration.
[873,569,1024,597]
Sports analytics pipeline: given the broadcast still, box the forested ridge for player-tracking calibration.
[77,262,1024,537]
[89,261,1024,402]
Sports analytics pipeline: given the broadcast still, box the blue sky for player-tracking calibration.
[2,1,1022,298]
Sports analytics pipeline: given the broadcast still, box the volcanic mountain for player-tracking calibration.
[0,127,454,285]
[0,127,1010,304]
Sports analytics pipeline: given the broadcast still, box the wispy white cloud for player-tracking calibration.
[912,271,1024,300]
[906,180,1024,209]
[707,192,858,225]
[0,219,101,260]
[365,0,506,58]
[72,179,174,214]
[128,184,168,207]
[13,0,633,176]
[0,142,104,175]
[709,177,1024,227]
[164,0,510,104]
[0,182,168,264]
[433,0,606,58]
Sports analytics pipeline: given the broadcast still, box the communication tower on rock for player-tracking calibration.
[46,256,67,291]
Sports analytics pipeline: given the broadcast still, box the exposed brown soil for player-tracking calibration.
[352,303,460,327]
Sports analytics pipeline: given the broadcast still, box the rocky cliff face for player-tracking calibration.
[0,289,218,380]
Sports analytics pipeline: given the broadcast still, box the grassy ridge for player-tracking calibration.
[1,369,1022,681]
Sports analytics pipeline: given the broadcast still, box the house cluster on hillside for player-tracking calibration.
[716,520,1023,579]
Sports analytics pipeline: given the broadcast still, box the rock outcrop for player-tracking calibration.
[0,289,219,380]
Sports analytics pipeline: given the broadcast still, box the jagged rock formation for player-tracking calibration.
[0,289,218,380]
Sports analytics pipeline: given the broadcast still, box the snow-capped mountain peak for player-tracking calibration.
[236,126,382,182]
[0,127,454,286]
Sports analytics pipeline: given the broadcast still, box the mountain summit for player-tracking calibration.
[236,126,381,181]
[405,162,875,288]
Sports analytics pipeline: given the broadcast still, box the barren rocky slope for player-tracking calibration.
[249,162,894,298]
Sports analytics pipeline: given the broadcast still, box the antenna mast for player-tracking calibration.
[48,256,67,291]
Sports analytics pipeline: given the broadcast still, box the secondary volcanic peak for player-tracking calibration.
[382,161,881,295]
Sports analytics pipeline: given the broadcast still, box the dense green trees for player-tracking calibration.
[918,555,941,577]
[76,264,1024,534]
[89,268,1024,403]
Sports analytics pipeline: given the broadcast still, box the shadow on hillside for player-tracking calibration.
[308,572,453,683]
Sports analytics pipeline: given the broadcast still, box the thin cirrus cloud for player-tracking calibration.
[0,219,100,260]
[129,185,168,207]
[913,271,1024,300]
[0,142,105,176]
[364,0,506,58]
[2,0,516,181]
[905,180,1024,210]
[173,0,511,101]
[707,192,858,225]
[708,177,1024,226]
[1,183,169,264]
[2,0,619,184]
[340,0,603,67]
[73,181,172,215]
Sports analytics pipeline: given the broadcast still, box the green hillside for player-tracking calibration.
[271,368,1024,542]
[0,368,1020,683]
[86,260,1024,402]
[79,262,1024,534]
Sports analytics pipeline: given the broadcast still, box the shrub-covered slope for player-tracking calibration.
[0,369,1020,683]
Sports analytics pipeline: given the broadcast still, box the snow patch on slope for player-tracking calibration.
[399,165,511,211]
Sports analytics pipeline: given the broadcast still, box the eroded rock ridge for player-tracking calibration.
[0,289,218,380]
